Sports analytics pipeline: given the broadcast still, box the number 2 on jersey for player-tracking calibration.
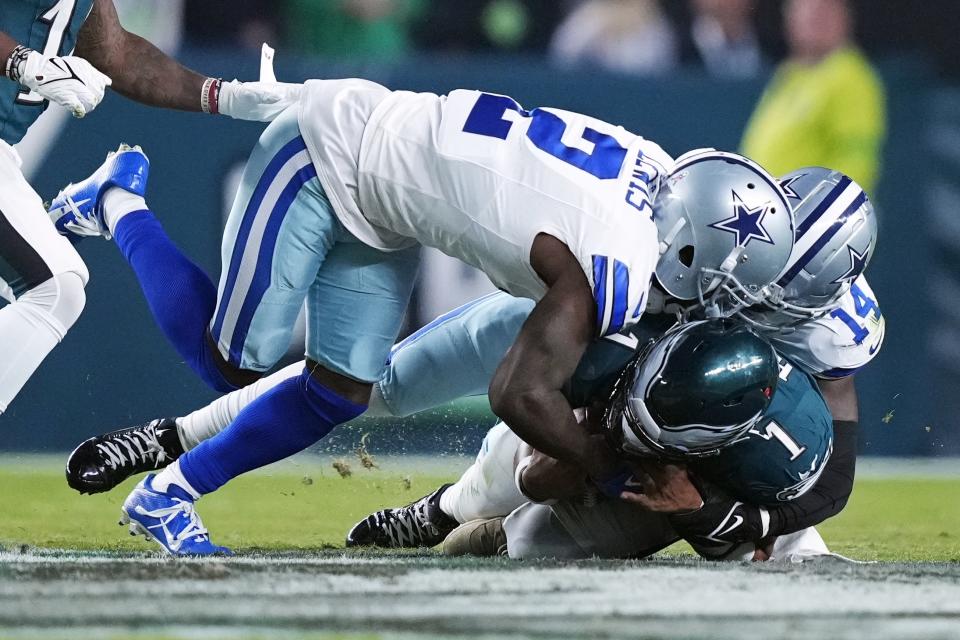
[462,93,628,179]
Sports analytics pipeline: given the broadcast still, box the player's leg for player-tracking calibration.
[501,502,587,560]
[346,422,530,548]
[0,143,88,414]
[53,107,317,393]
[376,292,534,415]
[66,291,532,493]
[124,234,420,554]
[177,289,532,442]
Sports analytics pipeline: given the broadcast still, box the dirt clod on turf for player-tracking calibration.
[356,433,379,469]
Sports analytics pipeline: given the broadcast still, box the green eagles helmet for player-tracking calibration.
[604,319,779,459]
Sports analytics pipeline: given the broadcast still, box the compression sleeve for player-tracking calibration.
[669,420,858,549]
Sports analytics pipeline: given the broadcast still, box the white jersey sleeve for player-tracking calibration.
[356,89,674,336]
[767,276,884,379]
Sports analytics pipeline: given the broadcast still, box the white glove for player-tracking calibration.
[12,48,111,118]
[217,80,302,122]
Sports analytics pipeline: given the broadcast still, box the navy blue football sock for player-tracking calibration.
[178,368,366,495]
[113,210,235,391]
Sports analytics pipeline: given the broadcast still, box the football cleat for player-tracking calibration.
[120,474,230,556]
[346,484,457,548]
[66,418,185,494]
[48,143,149,240]
[443,517,508,557]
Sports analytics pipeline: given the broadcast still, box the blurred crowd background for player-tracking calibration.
[7,0,960,457]
[119,0,960,80]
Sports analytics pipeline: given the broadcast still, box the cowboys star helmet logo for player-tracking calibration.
[708,191,776,247]
[778,174,805,200]
[831,247,869,285]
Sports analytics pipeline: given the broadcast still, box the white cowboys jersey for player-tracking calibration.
[298,80,674,336]
[768,275,884,379]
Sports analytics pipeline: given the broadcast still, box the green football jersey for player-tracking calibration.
[0,0,95,145]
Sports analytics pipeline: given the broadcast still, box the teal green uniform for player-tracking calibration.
[0,0,94,145]
[380,291,833,506]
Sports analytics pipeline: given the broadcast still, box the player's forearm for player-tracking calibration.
[765,419,858,534]
[491,388,592,468]
[82,31,205,111]
[0,32,18,72]
[75,0,206,112]
[518,447,589,502]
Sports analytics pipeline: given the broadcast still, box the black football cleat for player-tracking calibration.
[66,418,185,494]
[346,484,458,548]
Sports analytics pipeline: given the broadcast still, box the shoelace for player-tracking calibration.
[57,194,104,237]
[135,499,209,550]
[377,499,437,546]
[95,422,168,470]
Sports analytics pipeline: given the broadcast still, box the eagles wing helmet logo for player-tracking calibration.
[708,190,776,247]
[831,247,869,285]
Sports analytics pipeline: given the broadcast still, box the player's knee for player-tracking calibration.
[13,271,87,340]
[50,271,87,331]
[201,331,265,393]
[300,366,369,429]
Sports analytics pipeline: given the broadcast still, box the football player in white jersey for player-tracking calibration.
[51,78,796,554]
[341,166,880,559]
[68,165,877,562]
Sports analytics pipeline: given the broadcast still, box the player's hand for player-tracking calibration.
[11,49,111,118]
[619,461,704,514]
[217,80,303,122]
[752,537,776,562]
[582,434,632,497]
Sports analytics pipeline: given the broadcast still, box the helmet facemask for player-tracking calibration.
[736,167,877,333]
[652,151,794,321]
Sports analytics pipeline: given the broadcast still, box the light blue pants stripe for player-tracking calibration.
[212,106,421,382]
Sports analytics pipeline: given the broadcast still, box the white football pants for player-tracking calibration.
[0,141,88,414]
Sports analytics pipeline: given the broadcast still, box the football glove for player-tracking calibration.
[8,46,111,118]
[215,43,302,122]
[217,80,302,122]
[667,478,768,558]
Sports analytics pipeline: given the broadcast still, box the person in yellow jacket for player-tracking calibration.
[741,0,885,195]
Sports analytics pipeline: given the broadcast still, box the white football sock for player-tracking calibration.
[0,273,85,413]
[152,459,201,500]
[177,362,302,450]
[103,188,147,236]
[439,422,527,523]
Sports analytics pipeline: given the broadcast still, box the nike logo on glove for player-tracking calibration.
[37,59,82,86]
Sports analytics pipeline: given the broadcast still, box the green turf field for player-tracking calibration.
[0,458,957,561]
[1,458,958,639]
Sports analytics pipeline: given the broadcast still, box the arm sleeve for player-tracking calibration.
[668,420,858,549]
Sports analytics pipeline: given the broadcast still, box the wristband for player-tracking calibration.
[5,45,30,82]
[201,77,222,114]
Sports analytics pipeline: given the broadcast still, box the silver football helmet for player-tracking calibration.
[741,167,877,328]
[653,149,795,317]
[603,319,779,460]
